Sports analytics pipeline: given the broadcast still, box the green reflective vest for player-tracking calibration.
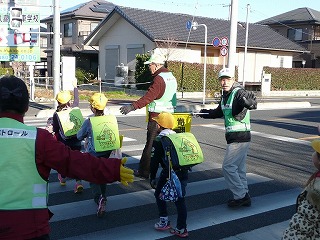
[0,118,48,210]
[161,132,204,168]
[221,87,251,133]
[90,115,120,152]
[148,72,177,113]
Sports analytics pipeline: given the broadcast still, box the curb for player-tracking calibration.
[35,101,311,118]
[256,101,311,110]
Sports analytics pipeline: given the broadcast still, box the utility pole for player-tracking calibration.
[242,4,250,88]
[227,0,238,74]
[53,0,60,109]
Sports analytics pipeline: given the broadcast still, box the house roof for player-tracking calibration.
[257,7,320,25]
[41,0,115,23]
[84,6,306,53]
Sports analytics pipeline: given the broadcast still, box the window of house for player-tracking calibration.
[90,22,99,31]
[280,57,284,68]
[105,45,119,81]
[49,25,53,44]
[64,23,72,37]
[40,37,47,48]
[287,28,303,41]
[314,26,320,40]
[127,44,144,63]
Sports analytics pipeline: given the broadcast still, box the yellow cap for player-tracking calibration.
[55,91,72,104]
[152,112,174,129]
[312,140,320,154]
[89,93,108,110]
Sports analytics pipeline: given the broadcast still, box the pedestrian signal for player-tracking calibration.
[10,7,23,30]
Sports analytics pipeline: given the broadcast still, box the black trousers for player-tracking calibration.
[138,121,158,176]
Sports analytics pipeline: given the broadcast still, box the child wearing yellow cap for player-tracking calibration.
[52,78,84,193]
[149,111,189,238]
[282,139,320,239]
[77,92,112,218]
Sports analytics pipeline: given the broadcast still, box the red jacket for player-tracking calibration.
[0,112,121,240]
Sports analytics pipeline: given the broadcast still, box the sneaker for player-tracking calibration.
[154,217,171,231]
[74,182,84,194]
[58,174,67,186]
[227,192,251,208]
[97,195,106,218]
[170,227,189,238]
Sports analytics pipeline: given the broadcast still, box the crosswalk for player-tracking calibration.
[24,117,298,240]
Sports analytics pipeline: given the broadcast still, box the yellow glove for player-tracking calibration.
[120,157,134,186]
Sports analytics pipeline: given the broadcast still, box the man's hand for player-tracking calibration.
[120,104,135,115]
[150,179,157,189]
[120,157,134,186]
[242,92,257,109]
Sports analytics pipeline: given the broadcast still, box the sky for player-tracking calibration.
[40,0,320,23]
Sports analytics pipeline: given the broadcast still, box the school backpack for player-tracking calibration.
[56,107,84,138]
[161,132,204,169]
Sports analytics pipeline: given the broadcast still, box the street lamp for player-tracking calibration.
[302,60,306,68]
[191,21,207,105]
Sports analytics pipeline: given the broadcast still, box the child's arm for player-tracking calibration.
[71,78,79,108]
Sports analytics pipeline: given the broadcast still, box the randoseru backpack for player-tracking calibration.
[161,132,204,169]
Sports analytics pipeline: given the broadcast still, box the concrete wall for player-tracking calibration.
[237,51,293,83]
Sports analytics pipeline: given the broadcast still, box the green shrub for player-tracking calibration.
[0,67,13,76]
[75,68,95,84]
[135,54,152,90]
[264,67,320,90]
[168,61,230,93]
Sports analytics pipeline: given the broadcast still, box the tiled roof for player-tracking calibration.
[85,6,306,53]
[41,0,115,22]
[257,7,320,25]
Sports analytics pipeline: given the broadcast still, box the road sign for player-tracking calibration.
[186,21,192,30]
[221,37,229,46]
[220,46,228,56]
[212,37,221,47]
[0,1,40,62]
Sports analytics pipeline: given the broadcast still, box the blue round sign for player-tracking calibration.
[212,37,221,47]
[186,21,192,30]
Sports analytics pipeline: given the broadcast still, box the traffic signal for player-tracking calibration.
[10,7,23,30]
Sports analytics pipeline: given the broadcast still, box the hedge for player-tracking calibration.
[263,67,320,90]
[135,56,238,94]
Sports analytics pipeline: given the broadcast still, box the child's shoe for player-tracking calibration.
[58,174,67,186]
[154,217,171,231]
[170,227,189,238]
[74,181,83,193]
[97,195,106,218]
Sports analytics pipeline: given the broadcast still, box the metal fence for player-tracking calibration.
[23,77,54,89]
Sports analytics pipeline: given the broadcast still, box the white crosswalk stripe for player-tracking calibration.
[24,118,297,240]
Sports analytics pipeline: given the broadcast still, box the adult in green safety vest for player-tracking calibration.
[0,76,134,240]
[197,68,257,208]
[119,49,177,179]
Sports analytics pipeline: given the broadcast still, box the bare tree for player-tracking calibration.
[11,62,27,77]
[154,36,179,61]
